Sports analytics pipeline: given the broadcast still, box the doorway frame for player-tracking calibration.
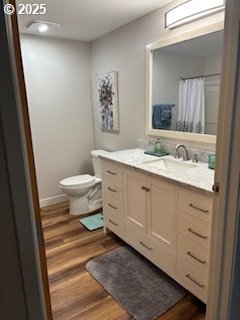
[0,0,52,319]
[207,0,240,318]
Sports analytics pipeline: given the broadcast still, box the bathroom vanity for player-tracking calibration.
[101,149,214,303]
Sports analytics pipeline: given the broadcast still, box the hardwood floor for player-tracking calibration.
[41,202,206,320]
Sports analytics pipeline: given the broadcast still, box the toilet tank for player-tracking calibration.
[91,150,109,178]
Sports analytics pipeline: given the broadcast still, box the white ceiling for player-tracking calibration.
[17,0,173,41]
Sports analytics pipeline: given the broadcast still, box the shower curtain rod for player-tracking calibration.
[180,73,221,80]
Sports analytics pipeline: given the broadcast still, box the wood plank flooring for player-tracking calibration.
[41,202,206,320]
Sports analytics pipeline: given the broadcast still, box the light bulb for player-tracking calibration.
[38,24,49,33]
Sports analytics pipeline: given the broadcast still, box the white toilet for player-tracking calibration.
[59,150,108,215]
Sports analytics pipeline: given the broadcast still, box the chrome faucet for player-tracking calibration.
[175,144,190,161]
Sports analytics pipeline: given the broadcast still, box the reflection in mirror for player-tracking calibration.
[151,30,223,135]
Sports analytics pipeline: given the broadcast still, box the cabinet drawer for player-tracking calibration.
[103,182,122,202]
[176,256,208,302]
[125,224,153,260]
[178,189,212,223]
[105,213,124,238]
[125,225,174,275]
[177,235,210,273]
[103,161,122,184]
[104,198,124,238]
[178,213,211,248]
[103,197,122,218]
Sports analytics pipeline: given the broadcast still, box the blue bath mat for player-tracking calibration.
[79,213,104,231]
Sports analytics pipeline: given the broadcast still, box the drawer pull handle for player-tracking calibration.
[140,241,152,251]
[187,251,206,264]
[188,228,208,239]
[108,203,118,210]
[189,203,209,213]
[141,186,150,192]
[109,219,118,226]
[185,274,205,288]
[107,187,117,193]
[107,170,117,175]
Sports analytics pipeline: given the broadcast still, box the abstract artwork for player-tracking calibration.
[97,71,119,132]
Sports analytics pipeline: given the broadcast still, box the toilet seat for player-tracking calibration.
[60,174,98,189]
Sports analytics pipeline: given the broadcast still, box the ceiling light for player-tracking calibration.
[27,21,61,34]
[38,24,49,33]
[165,0,225,29]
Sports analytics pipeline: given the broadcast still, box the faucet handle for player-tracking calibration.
[192,153,199,163]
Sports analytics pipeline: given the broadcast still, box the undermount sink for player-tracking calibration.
[141,157,197,172]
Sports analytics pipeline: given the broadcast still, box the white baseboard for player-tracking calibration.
[39,194,68,208]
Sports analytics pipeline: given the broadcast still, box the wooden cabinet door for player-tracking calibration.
[146,176,176,249]
[124,168,147,234]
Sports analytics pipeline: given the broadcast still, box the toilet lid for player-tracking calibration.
[60,174,96,188]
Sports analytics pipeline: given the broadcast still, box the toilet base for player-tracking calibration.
[69,196,88,215]
[89,198,102,212]
[69,195,102,215]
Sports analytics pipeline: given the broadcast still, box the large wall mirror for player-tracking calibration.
[146,23,224,144]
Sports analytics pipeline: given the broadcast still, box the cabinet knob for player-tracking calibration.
[140,241,152,251]
[107,187,117,193]
[189,203,209,213]
[186,251,206,264]
[107,170,117,175]
[109,219,118,226]
[141,186,150,192]
[185,274,205,288]
[108,203,117,210]
[188,228,208,239]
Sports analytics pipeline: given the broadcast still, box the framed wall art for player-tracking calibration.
[96,71,119,132]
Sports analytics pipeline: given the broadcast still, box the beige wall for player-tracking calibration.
[204,53,222,74]
[204,52,222,135]
[21,36,94,200]
[91,1,224,151]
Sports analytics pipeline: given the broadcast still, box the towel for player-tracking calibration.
[152,104,174,129]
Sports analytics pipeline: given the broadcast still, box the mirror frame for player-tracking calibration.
[146,22,224,144]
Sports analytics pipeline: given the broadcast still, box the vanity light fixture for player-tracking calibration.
[27,20,61,34]
[165,0,225,29]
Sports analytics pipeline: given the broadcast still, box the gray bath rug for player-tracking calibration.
[86,245,187,320]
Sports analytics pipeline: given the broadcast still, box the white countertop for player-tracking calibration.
[100,148,214,196]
